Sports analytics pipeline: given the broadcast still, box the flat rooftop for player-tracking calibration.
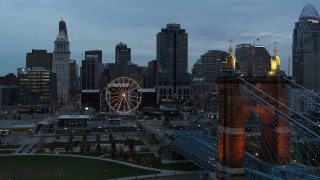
[58,115,90,119]
[0,120,36,130]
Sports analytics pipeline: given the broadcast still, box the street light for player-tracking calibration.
[105,170,108,179]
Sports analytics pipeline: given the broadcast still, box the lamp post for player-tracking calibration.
[105,170,108,179]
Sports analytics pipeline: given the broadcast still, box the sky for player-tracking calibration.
[1,0,320,76]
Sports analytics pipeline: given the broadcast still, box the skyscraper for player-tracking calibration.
[147,60,157,88]
[81,54,99,90]
[86,50,102,64]
[69,60,78,92]
[26,49,53,70]
[115,42,131,65]
[249,45,270,77]
[235,44,270,77]
[52,20,70,104]
[201,50,228,83]
[156,23,190,101]
[17,68,57,113]
[81,50,104,89]
[235,44,253,76]
[293,4,320,92]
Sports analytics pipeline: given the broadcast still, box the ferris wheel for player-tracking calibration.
[106,77,142,113]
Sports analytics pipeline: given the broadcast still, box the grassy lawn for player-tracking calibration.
[161,162,201,171]
[0,155,159,180]
[0,145,20,149]
[0,150,15,154]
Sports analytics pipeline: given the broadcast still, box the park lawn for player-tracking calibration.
[161,162,201,171]
[0,145,20,149]
[0,150,15,154]
[0,155,158,180]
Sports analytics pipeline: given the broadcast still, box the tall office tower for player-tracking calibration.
[106,63,143,87]
[69,60,78,92]
[201,50,228,83]
[84,50,104,89]
[156,23,190,101]
[17,68,57,113]
[52,20,70,104]
[0,73,17,108]
[115,42,131,65]
[293,4,320,92]
[138,66,148,88]
[235,44,253,76]
[249,45,271,77]
[26,49,53,70]
[81,54,99,90]
[85,50,102,63]
[147,60,157,88]
[191,59,204,81]
[189,51,226,110]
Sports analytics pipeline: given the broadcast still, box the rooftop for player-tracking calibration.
[58,115,90,119]
[299,4,319,20]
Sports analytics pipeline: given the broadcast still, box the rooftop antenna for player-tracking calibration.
[288,58,291,76]
[267,40,270,54]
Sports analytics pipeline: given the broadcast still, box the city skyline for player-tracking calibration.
[1,0,320,76]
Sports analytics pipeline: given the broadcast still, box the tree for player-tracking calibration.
[111,141,117,151]
[155,155,162,168]
[96,143,102,155]
[108,133,113,142]
[110,148,116,159]
[80,143,86,154]
[49,141,57,153]
[67,136,73,152]
[82,133,87,143]
[135,154,141,165]
[56,135,61,140]
[119,145,124,159]
[64,144,70,153]
[86,144,91,153]
[123,151,128,162]
[128,142,134,153]
[96,134,101,144]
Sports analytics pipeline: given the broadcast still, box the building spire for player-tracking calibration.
[228,39,233,54]
[267,41,285,77]
[273,41,278,55]
[59,19,68,38]
[226,40,236,69]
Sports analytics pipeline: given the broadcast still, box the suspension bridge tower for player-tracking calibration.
[216,41,291,180]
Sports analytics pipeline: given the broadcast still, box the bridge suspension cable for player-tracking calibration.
[284,77,320,99]
[239,83,320,178]
[239,77,320,131]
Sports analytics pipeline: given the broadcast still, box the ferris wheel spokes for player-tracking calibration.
[106,77,142,113]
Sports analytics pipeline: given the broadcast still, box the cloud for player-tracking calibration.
[0,0,320,75]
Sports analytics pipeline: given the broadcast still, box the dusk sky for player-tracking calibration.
[1,0,320,76]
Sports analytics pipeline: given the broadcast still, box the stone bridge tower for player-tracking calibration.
[216,42,290,180]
